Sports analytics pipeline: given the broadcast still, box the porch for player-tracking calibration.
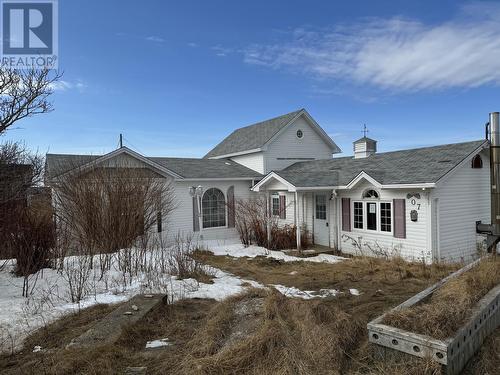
[252,172,339,251]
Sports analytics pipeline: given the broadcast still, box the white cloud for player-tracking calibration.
[145,35,164,43]
[212,45,233,57]
[50,80,87,92]
[243,3,500,92]
[187,42,199,48]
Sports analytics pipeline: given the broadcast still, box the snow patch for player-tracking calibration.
[209,244,346,264]
[349,288,361,296]
[145,338,171,349]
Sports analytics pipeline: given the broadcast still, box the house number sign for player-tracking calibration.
[407,193,420,222]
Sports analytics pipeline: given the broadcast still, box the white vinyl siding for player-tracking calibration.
[264,116,333,173]
[165,179,253,242]
[230,152,265,174]
[338,180,430,262]
[431,149,490,262]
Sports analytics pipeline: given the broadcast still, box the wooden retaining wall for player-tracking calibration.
[367,258,500,375]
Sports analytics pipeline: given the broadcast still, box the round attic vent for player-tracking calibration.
[296,129,304,139]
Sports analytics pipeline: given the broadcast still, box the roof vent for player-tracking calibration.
[353,137,377,159]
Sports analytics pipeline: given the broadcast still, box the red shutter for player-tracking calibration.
[342,198,351,232]
[227,186,235,228]
[393,199,406,239]
[279,195,286,220]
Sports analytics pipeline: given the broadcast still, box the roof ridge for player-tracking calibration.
[330,139,485,162]
[231,108,303,132]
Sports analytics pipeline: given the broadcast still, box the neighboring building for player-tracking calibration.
[45,109,490,262]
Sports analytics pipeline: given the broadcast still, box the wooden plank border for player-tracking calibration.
[367,257,500,374]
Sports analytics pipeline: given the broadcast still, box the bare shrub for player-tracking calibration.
[0,141,49,270]
[51,160,176,256]
[63,255,92,305]
[234,197,310,250]
[168,233,215,283]
[9,205,54,297]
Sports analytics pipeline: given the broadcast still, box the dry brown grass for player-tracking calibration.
[383,256,500,339]
[192,251,458,318]
[174,289,364,375]
[3,254,496,375]
[0,299,216,375]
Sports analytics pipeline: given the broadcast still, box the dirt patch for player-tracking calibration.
[382,256,500,339]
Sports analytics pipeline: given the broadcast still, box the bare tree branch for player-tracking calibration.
[0,68,62,134]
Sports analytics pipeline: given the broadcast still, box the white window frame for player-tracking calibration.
[201,188,228,230]
[271,193,280,217]
[352,200,393,235]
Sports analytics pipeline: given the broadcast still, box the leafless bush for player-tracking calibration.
[168,233,215,283]
[51,160,176,256]
[0,141,48,265]
[234,197,310,250]
[63,255,92,305]
[10,205,55,297]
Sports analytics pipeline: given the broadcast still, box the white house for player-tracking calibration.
[45,109,491,263]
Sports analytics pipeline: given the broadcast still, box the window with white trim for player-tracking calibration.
[352,200,392,234]
[353,201,363,229]
[315,195,327,220]
[202,188,226,228]
[272,193,280,216]
[380,202,392,232]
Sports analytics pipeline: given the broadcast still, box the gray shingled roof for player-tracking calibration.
[45,153,260,180]
[204,109,303,158]
[277,140,486,187]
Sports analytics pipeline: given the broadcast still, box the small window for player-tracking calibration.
[472,155,483,169]
[272,194,280,216]
[380,202,392,232]
[315,195,327,220]
[354,202,363,229]
[296,129,304,139]
[363,189,379,199]
[367,202,377,230]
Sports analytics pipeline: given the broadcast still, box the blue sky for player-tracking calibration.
[3,0,500,157]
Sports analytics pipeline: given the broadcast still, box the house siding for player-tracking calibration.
[164,179,254,243]
[336,180,431,262]
[230,152,265,174]
[431,149,490,262]
[264,116,333,173]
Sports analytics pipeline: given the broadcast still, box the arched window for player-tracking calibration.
[472,154,483,169]
[202,188,226,228]
[363,189,379,199]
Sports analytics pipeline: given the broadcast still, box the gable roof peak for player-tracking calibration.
[204,109,308,158]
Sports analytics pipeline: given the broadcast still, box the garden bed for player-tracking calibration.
[367,256,500,375]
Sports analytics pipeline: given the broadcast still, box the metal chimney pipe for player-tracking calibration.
[490,112,500,235]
